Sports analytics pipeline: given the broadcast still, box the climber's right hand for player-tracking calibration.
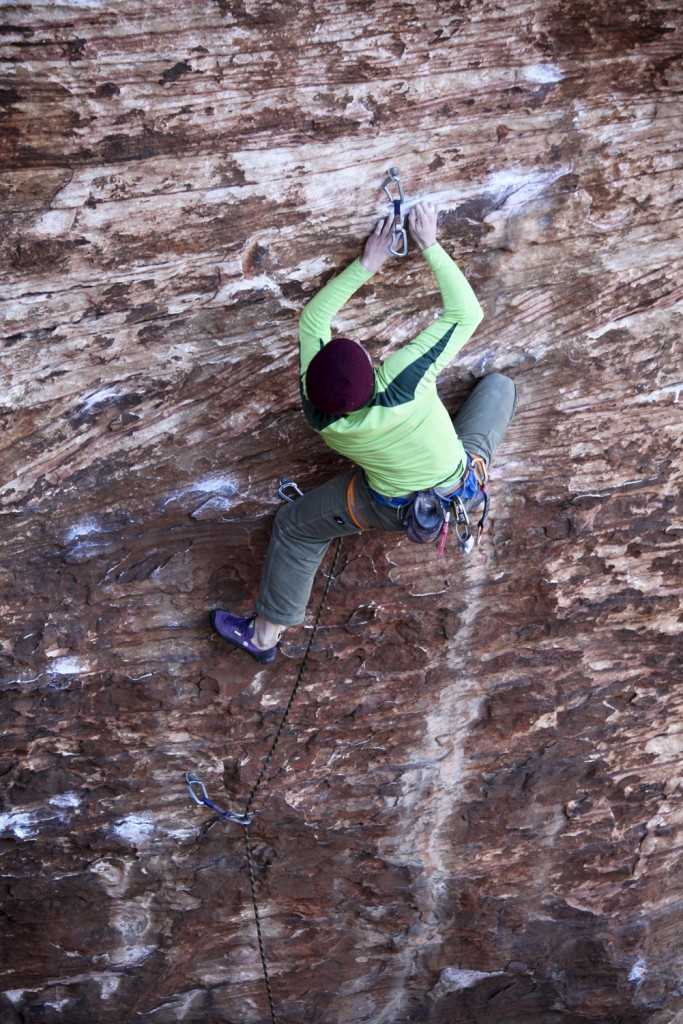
[408,201,438,251]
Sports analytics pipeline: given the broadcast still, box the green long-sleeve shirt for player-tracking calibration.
[299,243,484,496]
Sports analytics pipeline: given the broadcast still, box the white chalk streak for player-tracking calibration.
[523,63,564,84]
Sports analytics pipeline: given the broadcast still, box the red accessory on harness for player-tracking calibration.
[305,337,375,415]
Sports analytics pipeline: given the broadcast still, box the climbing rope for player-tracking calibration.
[244,823,277,1023]
[187,535,344,1024]
[243,535,344,817]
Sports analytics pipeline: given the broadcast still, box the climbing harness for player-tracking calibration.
[346,471,371,531]
[187,477,343,1024]
[382,166,408,257]
[403,453,491,556]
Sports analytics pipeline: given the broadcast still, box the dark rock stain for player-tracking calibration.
[95,82,120,98]
[159,61,198,85]
[540,0,675,57]
[67,37,87,62]
[440,196,498,246]
[97,127,192,164]
[0,86,20,111]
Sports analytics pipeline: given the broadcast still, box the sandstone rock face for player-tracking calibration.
[1,2,682,1022]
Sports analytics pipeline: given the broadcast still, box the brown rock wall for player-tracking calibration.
[1,1,682,1022]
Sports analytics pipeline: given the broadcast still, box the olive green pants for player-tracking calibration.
[255,373,517,626]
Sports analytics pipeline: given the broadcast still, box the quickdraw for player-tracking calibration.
[451,496,474,555]
[448,455,490,554]
[382,166,408,257]
[469,453,491,547]
[185,772,252,826]
[438,455,487,554]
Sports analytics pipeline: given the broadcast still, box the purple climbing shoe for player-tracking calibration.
[209,610,277,664]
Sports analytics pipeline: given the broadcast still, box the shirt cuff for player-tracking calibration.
[354,256,376,282]
[422,242,446,263]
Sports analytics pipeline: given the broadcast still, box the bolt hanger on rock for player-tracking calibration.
[382,166,408,257]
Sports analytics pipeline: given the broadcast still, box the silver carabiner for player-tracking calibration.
[452,497,474,554]
[185,772,252,826]
[278,476,304,503]
[382,166,408,257]
[186,771,209,805]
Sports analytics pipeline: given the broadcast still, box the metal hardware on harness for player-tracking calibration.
[437,509,451,558]
[278,476,304,503]
[382,166,408,257]
[185,772,252,826]
[476,489,490,547]
[452,496,475,554]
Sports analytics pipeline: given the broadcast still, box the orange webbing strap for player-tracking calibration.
[469,453,490,488]
[346,472,370,531]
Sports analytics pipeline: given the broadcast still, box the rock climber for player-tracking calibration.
[210,201,517,663]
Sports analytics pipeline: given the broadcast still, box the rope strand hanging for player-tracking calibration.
[186,536,344,1024]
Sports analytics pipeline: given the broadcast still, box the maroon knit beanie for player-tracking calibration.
[305,337,375,415]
